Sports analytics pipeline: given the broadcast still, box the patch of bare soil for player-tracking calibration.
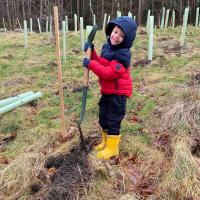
[191,137,200,157]
[0,155,9,164]
[163,42,182,54]
[47,61,57,67]
[157,36,174,42]
[154,133,172,156]
[120,153,160,199]
[45,150,91,199]
[36,136,98,200]
[1,77,29,87]
[0,54,13,60]
[0,132,17,145]
[53,83,83,95]
[195,72,200,81]
[157,38,182,55]
[138,29,147,35]
[133,59,151,67]
[12,44,25,48]
[72,48,81,54]
[54,80,97,95]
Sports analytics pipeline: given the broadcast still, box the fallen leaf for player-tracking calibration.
[0,156,9,164]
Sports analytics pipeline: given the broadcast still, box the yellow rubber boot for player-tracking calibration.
[96,135,121,160]
[95,131,107,151]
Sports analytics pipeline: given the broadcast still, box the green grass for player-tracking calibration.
[138,100,156,119]
[121,121,143,135]
[0,121,20,134]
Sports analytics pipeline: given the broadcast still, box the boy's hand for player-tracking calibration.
[84,42,94,52]
[82,58,90,68]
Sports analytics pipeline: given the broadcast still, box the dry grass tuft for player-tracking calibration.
[160,99,200,135]
[158,133,200,200]
[120,134,149,156]
[121,134,170,197]
[0,152,47,199]
[119,193,142,200]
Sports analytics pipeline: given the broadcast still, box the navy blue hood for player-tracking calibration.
[106,16,137,48]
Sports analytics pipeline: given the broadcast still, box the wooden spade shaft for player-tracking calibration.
[77,47,92,151]
[77,24,98,150]
[83,48,91,86]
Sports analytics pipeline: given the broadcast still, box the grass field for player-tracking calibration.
[0,26,199,200]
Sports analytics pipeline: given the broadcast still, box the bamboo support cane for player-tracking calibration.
[53,6,69,141]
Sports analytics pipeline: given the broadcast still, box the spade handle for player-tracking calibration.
[83,48,92,86]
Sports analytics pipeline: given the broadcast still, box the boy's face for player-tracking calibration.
[110,26,124,45]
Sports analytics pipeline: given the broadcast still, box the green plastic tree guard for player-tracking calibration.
[62,21,67,62]
[117,11,121,18]
[86,25,93,39]
[128,11,133,19]
[46,16,49,34]
[107,15,110,24]
[80,17,84,51]
[93,14,96,26]
[0,91,34,108]
[148,16,154,61]
[160,7,165,29]
[172,10,175,28]
[49,16,53,37]
[65,16,68,32]
[146,10,151,33]
[195,7,199,27]
[24,20,28,48]
[30,18,33,34]
[37,18,41,33]
[0,92,42,115]
[180,7,189,47]
[102,13,107,31]
[74,14,78,36]
[165,9,169,28]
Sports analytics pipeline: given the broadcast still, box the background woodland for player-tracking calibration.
[0,0,200,30]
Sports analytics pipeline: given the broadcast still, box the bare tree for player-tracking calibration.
[129,0,133,11]
[89,0,94,16]
[101,0,104,22]
[40,0,43,21]
[6,0,12,29]
[138,0,142,25]
[0,0,198,30]
[180,0,183,24]
[21,0,25,19]
[111,0,115,17]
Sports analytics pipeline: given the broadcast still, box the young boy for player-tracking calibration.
[83,16,137,160]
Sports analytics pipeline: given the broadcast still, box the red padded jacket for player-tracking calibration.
[88,49,133,97]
